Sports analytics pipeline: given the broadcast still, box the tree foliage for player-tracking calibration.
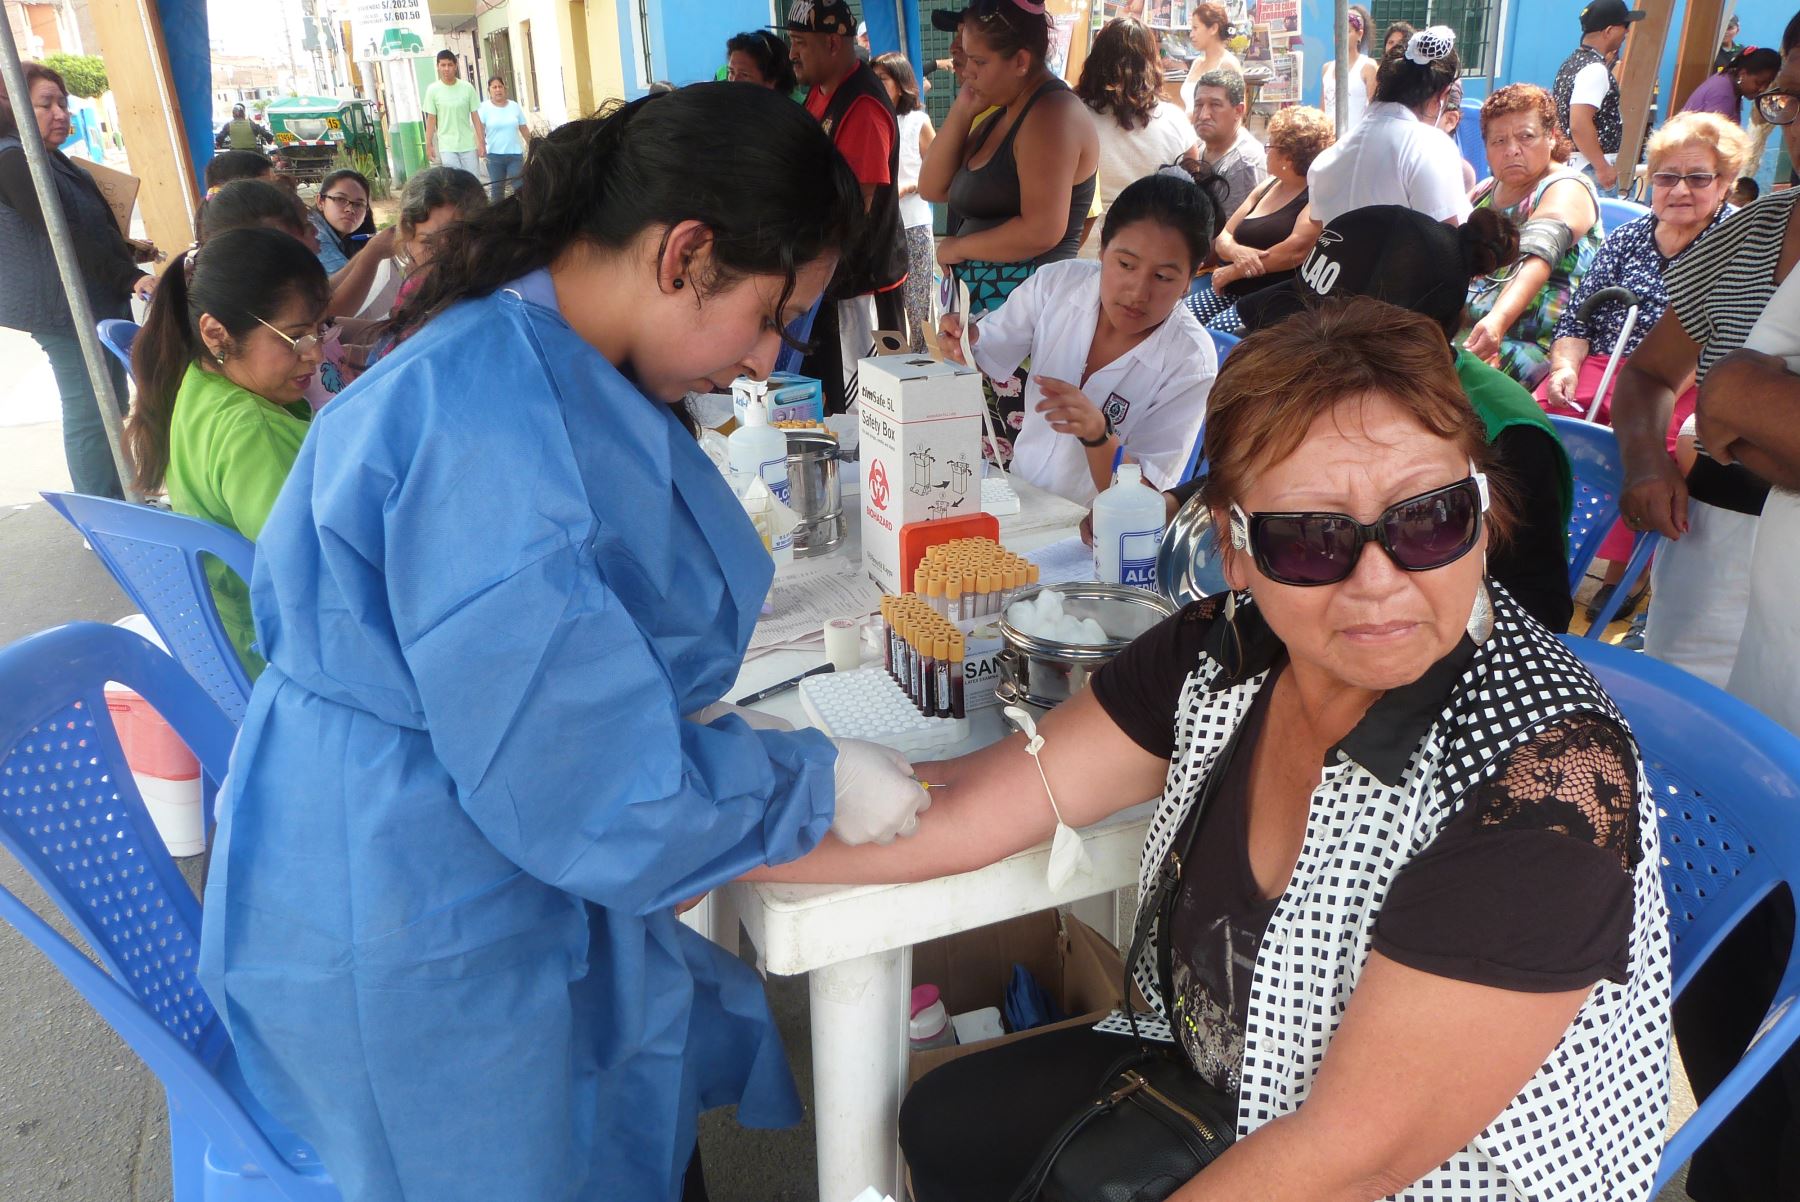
[42,53,108,99]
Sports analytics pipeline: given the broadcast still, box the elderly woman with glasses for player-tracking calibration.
[1462,83,1604,388]
[755,298,1671,1202]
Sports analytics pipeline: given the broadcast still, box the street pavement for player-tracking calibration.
[0,330,1695,1200]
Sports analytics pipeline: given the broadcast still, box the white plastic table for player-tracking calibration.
[708,479,1156,1202]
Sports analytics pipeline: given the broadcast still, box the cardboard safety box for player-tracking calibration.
[858,354,984,593]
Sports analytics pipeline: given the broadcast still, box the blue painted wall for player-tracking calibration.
[617,0,771,94]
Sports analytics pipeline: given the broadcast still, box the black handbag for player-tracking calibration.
[1009,724,1250,1202]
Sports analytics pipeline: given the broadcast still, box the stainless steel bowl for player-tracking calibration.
[1156,491,1229,608]
[784,430,846,558]
[994,582,1177,709]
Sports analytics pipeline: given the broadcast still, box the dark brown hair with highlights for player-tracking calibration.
[1076,17,1163,131]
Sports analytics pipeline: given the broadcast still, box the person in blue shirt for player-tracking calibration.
[198,85,931,1202]
[478,75,530,202]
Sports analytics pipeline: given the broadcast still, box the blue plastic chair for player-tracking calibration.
[1546,415,1658,634]
[0,622,339,1200]
[1207,328,1240,363]
[41,492,256,724]
[97,318,140,371]
[772,296,824,377]
[1599,196,1652,236]
[1562,637,1800,1192]
[1458,99,1487,181]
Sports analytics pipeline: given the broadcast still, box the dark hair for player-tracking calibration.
[487,75,505,88]
[392,84,862,344]
[127,227,328,492]
[727,30,799,93]
[315,168,377,244]
[1077,18,1163,131]
[1193,66,1246,107]
[396,165,486,238]
[205,149,275,190]
[0,61,66,141]
[1735,176,1762,201]
[1101,162,1229,271]
[1373,41,1460,109]
[1785,11,1800,54]
[1729,46,1783,75]
[1433,209,1517,338]
[199,179,309,243]
[436,50,457,64]
[964,3,1052,63]
[1348,5,1373,50]
[873,52,923,115]
[1383,20,1416,50]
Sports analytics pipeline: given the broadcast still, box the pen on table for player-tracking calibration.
[733,663,835,706]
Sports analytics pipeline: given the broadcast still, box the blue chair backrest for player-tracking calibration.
[1548,415,1628,589]
[98,318,140,371]
[1599,196,1651,237]
[1458,99,1487,180]
[772,296,824,377]
[1207,328,1240,363]
[41,493,256,724]
[0,623,334,1195]
[1563,637,1800,1191]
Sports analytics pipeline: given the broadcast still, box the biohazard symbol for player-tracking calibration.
[869,460,891,510]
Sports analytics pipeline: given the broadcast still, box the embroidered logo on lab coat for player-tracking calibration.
[1102,393,1132,427]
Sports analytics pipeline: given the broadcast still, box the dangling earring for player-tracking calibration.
[1220,588,1246,678]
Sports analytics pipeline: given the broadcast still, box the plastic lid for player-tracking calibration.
[1116,462,1143,487]
[910,984,942,1018]
[743,397,770,427]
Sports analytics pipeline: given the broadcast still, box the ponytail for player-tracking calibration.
[1374,26,1460,110]
[392,83,863,341]
[127,227,329,494]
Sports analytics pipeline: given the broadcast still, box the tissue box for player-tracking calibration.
[732,372,824,427]
[859,354,984,593]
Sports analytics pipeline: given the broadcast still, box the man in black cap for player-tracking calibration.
[1553,0,1647,195]
[782,0,910,413]
[1146,206,1577,631]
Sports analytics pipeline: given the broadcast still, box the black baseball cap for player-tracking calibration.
[1237,206,1470,334]
[779,0,856,35]
[931,7,968,33]
[1580,0,1646,34]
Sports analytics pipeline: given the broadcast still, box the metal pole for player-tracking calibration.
[1334,0,1350,132]
[0,9,140,501]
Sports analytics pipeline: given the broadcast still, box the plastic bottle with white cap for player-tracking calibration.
[729,396,793,561]
[909,984,956,1051]
[1092,462,1166,591]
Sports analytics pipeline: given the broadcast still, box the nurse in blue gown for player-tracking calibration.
[198,85,930,1202]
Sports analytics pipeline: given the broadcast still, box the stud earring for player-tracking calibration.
[673,278,685,289]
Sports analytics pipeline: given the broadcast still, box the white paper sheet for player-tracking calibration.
[1024,536,1098,587]
[749,556,884,652]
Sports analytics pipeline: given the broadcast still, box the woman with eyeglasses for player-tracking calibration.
[754,297,1669,1202]
[308,168,376,275]
[1461,83,1603,389]
[124,226,327,676]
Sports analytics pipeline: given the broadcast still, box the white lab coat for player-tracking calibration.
[972,259,1215,506]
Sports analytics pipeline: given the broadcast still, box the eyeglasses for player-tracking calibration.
[1650,170,1720,190]
[255,316,325,357]
[1228,476,1489,587]
[1756,88,1800,125]
[320,193,369,211]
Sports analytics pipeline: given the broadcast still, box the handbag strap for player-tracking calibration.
[1121,702,1253,1047]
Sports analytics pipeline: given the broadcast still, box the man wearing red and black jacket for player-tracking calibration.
[784,0,910,413]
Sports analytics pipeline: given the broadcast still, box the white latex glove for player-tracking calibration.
[830,738,930,845]
[685,702,795,732]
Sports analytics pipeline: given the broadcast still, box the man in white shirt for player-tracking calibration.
[1552,0,1645,194]
[1191,69,1267,218]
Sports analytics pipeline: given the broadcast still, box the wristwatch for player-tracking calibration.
[1078,415,1115,448]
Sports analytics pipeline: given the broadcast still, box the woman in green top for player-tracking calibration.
[125,226,329,675]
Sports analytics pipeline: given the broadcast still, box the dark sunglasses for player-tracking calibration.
[1228,475,1489,587]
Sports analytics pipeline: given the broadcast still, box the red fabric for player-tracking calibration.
[1536,355,1698,561]
[805,88,894,187]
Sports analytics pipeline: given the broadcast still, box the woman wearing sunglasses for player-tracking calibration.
[756,298,1669,1202]
[124,226,328,677]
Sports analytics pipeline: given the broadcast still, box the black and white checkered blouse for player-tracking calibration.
[1128,585,1672,1199]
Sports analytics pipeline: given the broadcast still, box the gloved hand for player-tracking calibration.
[685,702,796,732]
[830,738,930,845]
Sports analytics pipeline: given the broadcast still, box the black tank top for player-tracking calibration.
[946,78,1097,266]
[1219,181,1309,299]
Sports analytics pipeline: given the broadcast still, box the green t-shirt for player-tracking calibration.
[163,362,311,678]
[424,78,480,154]
[1454,348,1574,535]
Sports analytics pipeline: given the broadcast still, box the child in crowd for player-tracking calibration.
[1733,176,1761,206]
[940,166,1225,505]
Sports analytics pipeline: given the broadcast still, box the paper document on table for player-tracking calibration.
[1025,536,1098,587]
[750,557,884,652]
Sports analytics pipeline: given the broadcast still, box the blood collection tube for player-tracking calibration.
[934,636,952,718]
[949,632,966,719]
[880,597,894,674]
[927,572,944,618]
[921,637,937,715]
[946,573,963,622]
[911,621,925,709]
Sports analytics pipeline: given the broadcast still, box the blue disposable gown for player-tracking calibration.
[198,269,838,1202]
